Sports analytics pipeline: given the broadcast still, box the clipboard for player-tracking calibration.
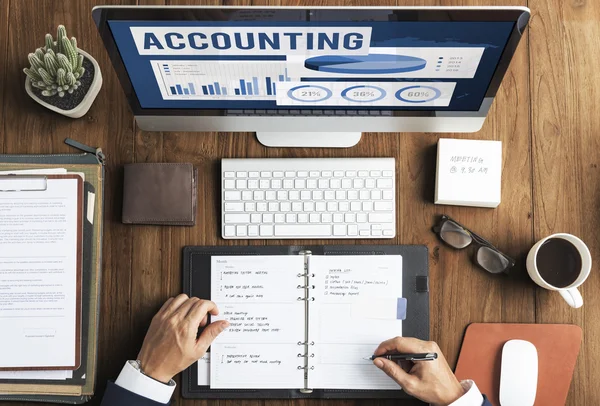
[181,245,429,401]
[0,174,84,371]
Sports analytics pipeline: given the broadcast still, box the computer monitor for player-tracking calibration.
[93,6,529,148]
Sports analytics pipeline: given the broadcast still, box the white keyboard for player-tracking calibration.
[221,158,396,239]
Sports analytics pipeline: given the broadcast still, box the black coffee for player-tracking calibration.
[537,238,582,288]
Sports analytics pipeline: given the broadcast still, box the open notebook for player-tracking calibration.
[209,253,404,391]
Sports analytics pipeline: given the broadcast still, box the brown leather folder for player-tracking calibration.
[455,323,582,406]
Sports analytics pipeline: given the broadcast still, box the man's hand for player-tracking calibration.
[373,337,464,406]
[137,294,229,383]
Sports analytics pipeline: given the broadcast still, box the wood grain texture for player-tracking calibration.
[529,0,600,404]
[1,0,598,404]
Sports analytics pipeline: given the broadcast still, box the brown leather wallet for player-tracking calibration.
[122,163,198,226]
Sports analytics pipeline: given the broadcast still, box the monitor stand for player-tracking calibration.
[256,132,362,148]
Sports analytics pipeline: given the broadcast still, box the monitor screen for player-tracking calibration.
[107,11,515,111]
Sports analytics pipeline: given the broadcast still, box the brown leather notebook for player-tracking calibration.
[455,323,582,406]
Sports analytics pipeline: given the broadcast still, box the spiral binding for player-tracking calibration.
[297,250,314,393]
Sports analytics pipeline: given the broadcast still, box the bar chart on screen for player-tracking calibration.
[151,60,294,100]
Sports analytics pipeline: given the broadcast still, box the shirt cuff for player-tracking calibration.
[448,380,485,406]
[115,361,176,404]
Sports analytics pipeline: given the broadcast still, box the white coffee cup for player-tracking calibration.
[526,233,591,308]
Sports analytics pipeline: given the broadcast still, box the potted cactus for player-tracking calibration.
[24,25,102,118]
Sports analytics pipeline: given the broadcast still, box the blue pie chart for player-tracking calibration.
[304,54,427,74]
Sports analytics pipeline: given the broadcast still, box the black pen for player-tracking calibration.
[364,353,438,361]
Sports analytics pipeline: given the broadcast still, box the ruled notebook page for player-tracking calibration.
[210,255,305,389]
[307,255,404,390]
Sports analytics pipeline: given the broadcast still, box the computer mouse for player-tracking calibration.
[499,340,538,406]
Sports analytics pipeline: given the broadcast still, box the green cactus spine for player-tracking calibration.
[23,25,86,98]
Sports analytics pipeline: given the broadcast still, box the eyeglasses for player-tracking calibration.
[432,215,515,274]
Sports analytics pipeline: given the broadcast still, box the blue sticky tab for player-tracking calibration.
[396,298,407,320]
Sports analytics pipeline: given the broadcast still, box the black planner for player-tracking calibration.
[182,245,429,401]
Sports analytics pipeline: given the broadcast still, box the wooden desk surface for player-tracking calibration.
[1,0,598,404]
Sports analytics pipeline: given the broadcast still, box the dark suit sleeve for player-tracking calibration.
[100,382,170,406]
[482,395,492,406]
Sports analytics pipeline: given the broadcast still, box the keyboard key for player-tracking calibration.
[257,203,268,212]
[370,170,381,177]
[224,180,235,189]
[224,225,235,237]
[268,202,279,212]
[333,213,343,223]
[260,225,274,236]
[224,172,235,178]
[247,179,259,189]
[359,230,370,236]
[244,202,256,212]
[316,202,326,212]
[371,224,382,230]
[358,171,368,177]
[298,214,308,223]
[310,213,320,223]
[290,191,300,200]
[224,191,241,200]
[300,191,311,200]
[333,225,347,236]
[313,190,324,200]
[318,179,329,189]
[303,202,315,212]
[298,171,308,177]
[363,202,373,211]
[360,190,370,200]
[285,171,296,177]
[275,225,331,237]
[383,190,394,200]
[281,202,291,212]
[357,213,367,223]
[377,178,394,189]
[273,171,284,178]
[324,191,335,200]
[383,230,394,236]
[307,179,318,189]
[286,213,297,223]
[242,191,252,201]
[224,214,250,223]
[351,202,361,211]
[339,202,349,212]
[334,171,344,177]
[330,179,341,189]
[277,191,288,200]
[236,171,247,177]
[322,170,332,177]
[292,202,302,212]
[236,225,247,237]
[342,179,352,189]
[283,179,294,189]
[322,213,333,223]
[263,214,274,223]
[336,190,346,200]
[365,179,376,188]
[254,191,265,200]
[251,214,261,223]
[224,202,244,212]
[260,171,272,177]
[345,213,356,223]
[353,179,364,188]
[266,191,276,201]
[371,190,382,200]
[248,225,259,236]
[249,171,259,178]
[275,214,285,223]
[348,225,358,236]
[295,179,306,189]
[374,202,393,211]
[369,213,394,223]
[327,202,338,211]
[271,179,282,189]
[236,179,247,189]
[383,170,394,177]
[309,171,320,177]
[346,170,356,177]
[372,230,382,236]
[260,179,270,189]
[348,190,359,200]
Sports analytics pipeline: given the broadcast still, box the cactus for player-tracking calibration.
[23,25,85,97]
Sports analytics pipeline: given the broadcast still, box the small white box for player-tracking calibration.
[435,138,502,208]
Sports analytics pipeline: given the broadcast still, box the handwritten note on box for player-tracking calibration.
[435,138,502,208]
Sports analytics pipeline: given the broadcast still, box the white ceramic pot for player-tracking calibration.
[24,49,102,119]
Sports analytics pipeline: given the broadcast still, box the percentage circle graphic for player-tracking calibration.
[395,85,441,103]
[287,85,333,103]
[341,85,386,103]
